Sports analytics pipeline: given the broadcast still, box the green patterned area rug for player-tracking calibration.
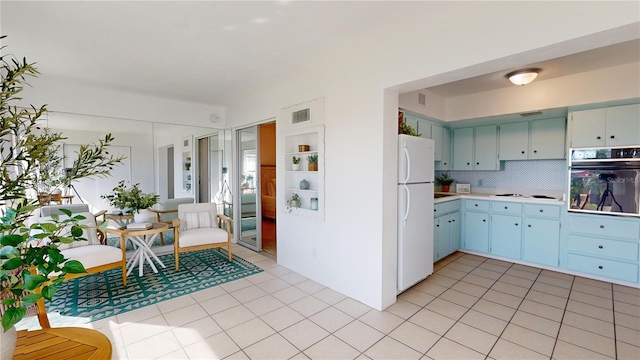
[45,248,262,325]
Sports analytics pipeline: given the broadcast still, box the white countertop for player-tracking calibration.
[434,191,566,206]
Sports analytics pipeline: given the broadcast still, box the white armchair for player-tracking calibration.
[173,203,232,270]
[148,197,194,245]
[29,212,127,285]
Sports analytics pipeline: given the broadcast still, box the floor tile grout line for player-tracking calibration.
[548,271,575,360]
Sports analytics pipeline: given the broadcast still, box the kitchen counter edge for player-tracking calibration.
[434,192,566,206]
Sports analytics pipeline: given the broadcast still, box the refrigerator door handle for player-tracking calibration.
[402,184,411,225]
[403,143,411,183]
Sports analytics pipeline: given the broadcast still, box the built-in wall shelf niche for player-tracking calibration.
[182,151,192,192]
[284,125,324,220]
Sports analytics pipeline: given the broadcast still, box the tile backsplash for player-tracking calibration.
[441,160,567,193]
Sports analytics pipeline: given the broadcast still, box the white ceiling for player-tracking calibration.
[2,1,638,106]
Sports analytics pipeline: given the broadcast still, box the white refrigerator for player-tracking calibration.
[397,134,435,292]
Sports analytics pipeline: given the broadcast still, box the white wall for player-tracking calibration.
[224,3,640,310]
[398,90,446,121]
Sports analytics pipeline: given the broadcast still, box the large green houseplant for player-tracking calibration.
[101,181,159,214]
[0,36,124,334]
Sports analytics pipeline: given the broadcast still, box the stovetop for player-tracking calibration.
[491,194,557,200]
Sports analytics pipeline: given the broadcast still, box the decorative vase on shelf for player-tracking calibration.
[292,163,300,171]
[299,179,309,190]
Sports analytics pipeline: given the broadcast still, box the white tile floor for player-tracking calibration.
[73,245,639,359]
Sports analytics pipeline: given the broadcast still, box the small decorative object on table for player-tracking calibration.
[435,172,456,192]
[298,145,310,152]
[292,156,301,171]
[307,154,318,171]
[101,181,160,222]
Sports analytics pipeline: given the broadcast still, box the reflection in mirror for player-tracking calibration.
[238,126,258,249]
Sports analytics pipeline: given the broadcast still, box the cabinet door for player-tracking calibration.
[434,216,450,261]
[570,108,606,148]
[404,114,420,136]
[464,211,489,253]
[453,127,474,170]
[449,211,461,254]
[523,218,560,267]
[606,104,640,147]
[530,118,565,159]
[431,124,443,161]
[499,122,529,160]
[436,128,452,170]
[490,214,522,259]
[417,120,432,140]
[474,125,498,170]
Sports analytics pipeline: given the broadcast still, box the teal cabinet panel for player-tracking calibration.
[474,125,499,170]
[465,200,490,211]
[524,204,561,219]
[417,119,432,140]
[568,254,638,283]
[499,122,529,160]
[530,118,565,159]
[491,214,522,259]
[568,214,640,240]
[605,104,640,147]
[437,127,452,171]
[434,216,451,261]
[431,124,443,161]
[570,108,606,148]
[438,199,461,214]
[453,127,474,170]
[464,211,489,253]
[491,201,523,215]
[449,211,461,253]
[568,235,638,262]
[523,218,560,267]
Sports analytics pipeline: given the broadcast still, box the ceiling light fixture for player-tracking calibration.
[506,68,540,86]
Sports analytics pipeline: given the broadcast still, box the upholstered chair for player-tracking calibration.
[148,197,194,245]
[173,203,232,270]
[39,204,108,244]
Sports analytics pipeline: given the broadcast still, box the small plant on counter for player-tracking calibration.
[400,122,421,137]
[435,172,455,186]
[286,193,301,212]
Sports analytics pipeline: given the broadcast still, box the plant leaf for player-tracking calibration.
[21,293,42,307]
[0,234,23,247]
[2,307,26,332]
[2,257,25,270]
[41,285,57,300]
[62,260,86,274]
[24,273,48,290]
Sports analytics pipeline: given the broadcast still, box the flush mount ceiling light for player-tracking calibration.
[506,68,541,86]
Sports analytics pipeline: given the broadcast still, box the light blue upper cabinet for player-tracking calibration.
[474,125,499,170]
[417,120,432,140]
[453,127,474,170]
[530,118,566,159]
[499,122,529,160]
[570,104,640,148]
[431,124,443,161]
[436,127,452,171]
[403,114,421,136]
[605,104,640,147]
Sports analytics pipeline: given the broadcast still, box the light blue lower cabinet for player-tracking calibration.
[523,218,560,267]
[490,214,522,259]
[464,211,489,253]
[434,211,461,261]
[567,254,638,283]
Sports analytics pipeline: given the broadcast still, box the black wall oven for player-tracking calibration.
[569,147,640,217]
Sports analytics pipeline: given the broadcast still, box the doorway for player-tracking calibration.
[236,121,277,255]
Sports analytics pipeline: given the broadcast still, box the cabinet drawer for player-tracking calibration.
[437,200,460,215]
[465,200,490,211]
[491,201,523,215]
[569,215,640,240]
[568,235,638,261]
[524,204,560,218]
[567,254,638,283]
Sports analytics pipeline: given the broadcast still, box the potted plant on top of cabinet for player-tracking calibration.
[435,172,455,192]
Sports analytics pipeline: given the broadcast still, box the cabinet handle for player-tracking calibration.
[597,136,601,140]
[467,162,470,165]
[443,162,447,165]
[598,245,603,249]
[528,224,532,227]
[482,219,486,222]
[475,204,478,207]
[610,135,615,139]
[515,223,519,226]
[452,219,455,222]
[448,220,452,223]
[539,209,543,213]
[598,266,603,269]
[476,162,480,165]
[504,206,508,209]
[600,225,604,229]
[436,224,439,227]
[521,151,525,154]
[533,150,538,154]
